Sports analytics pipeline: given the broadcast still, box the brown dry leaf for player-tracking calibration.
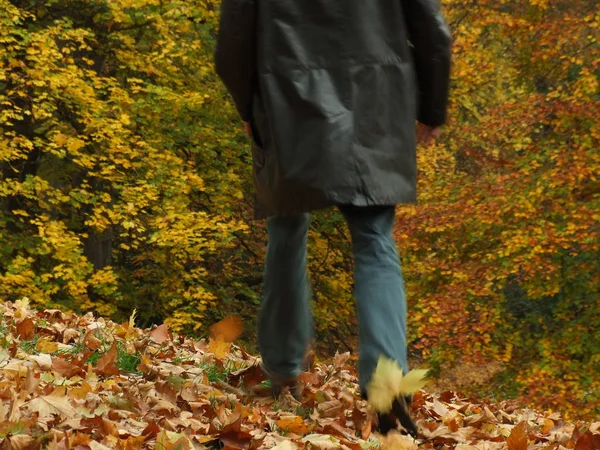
[63,328,80,343]
[16,318,35,340]
[333,352,351,369]
[317,400,343,418]
[23,366,39,396]
[84,331,102,351]
[219,430,252,449]
[507,421,529,450]
[1,434,36,450]
[209,316,244,343]
[149,323,170,344]
[28,388,76,419]
[574,432,600,450]
[94,342,119,376]
[52,357,80,378]
[0,401,8,422]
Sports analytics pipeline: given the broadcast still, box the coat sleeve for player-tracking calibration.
[402,0,452,127]
[214,0,257,121]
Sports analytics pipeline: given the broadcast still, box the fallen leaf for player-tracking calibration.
[317,400,344,418]
[301,434,342,449]
[507,421,528,450]
[36,337,59,353]
[52,357,80,378]
[118,436,146,450]
[209,316,244,343]
[89,441,112,450]
[94,342,119,376]
[84,332,102,351]
[208,338,231,360]
[219,430,252,449]
[29,389,76,419]
[156,430,193,450]
[14,297,31,318]
[333,352,351,369]
[541,418,555,434]
[276,416,311,435]
[272,441,298,450]
[29,354,52,370]
[62,328,80,343]
[574,432,600,450]
[16,318,35,340]
[1,434,35,450]
[69,381,93,400]
[380,431,418,450]
[149,324,170,344]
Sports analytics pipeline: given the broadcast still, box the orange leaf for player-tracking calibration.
[119,436,146,450]
[507,421,528,450]
[541,418,554,434]
[209,316,244,343]
[149,323,170,344]
[276,416,311,435]
[208,339,231,360]
[94,342,119,376]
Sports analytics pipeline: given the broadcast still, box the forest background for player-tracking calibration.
[1,0,598,420]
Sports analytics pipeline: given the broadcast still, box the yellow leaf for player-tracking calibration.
[54,132,68,146]
[14,297,31,318]
[70,381,93,400]
[36,337,59,353]
[366,356,429,413]
[399,368,429,396]
[126,308,137,340]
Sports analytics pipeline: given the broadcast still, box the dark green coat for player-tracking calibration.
[216,0,451,218]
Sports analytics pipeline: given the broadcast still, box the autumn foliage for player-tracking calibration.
[1,0,598,421]
[2,301,600,449]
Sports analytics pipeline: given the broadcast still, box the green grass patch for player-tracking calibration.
[19,336,40,354]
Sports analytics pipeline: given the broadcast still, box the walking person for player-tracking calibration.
[215,0,451,436]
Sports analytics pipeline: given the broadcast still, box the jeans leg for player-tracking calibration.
[339,205,408,393]
[258,213,312,378]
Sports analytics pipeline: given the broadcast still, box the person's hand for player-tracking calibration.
[243,121,252,138]
[417,123,441,147]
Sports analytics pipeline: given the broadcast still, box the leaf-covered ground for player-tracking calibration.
[0,300,598,450]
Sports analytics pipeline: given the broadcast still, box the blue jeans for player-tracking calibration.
[258,205,408,392]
